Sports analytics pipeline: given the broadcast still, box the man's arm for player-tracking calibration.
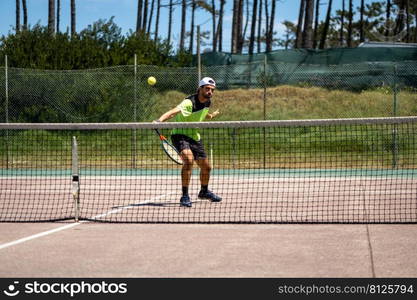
[206,109,220,120]
[155,107,181,122]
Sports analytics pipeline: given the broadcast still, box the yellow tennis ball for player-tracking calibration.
[147,76,156,85]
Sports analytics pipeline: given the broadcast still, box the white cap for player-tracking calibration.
[199,77,216,87]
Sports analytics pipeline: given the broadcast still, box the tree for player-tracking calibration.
[411,0,417,42]
[313,0,320,48]
[359,0,365,42]
[218,0,225,51]
[179,0,187,51]
[273,0,417,50]
[264,0,269,40]
[56,0,61,33]
[211,0,217,52]
[136,0,143,34]
[264,0,269,52]
[249,0,258,54]
[266,0,276,52]
[405,0,410,42]
[242,0,249,52]
[319,0,332,49]
[142,0,149,32]
[394,0,412,42]
[189,0,196,52]
[394,0,406,37]
[16,0,20,33]
[346,0,353,47]
[81,17,124,47]
[147,0,155,35]
[355,1,385,44]
[278,20,296,49]
[22,0,28,30]
[340,0,345,46]
[154,0,161,41]
[48,0,56,35]
[231,0,240,53]
[71,0,76,36]
[295,0,305,48]
[385,0,392,38]
[319,0,385,48]
[302,0,315,48]
[255,0,262,53]
[237,0,244,53]
[167,0,173,45]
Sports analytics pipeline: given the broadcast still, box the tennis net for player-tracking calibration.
[1,117,416,223]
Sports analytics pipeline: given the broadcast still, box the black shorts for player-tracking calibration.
[171,134,207,160]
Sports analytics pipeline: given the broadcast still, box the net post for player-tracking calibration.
[72,136,80,222]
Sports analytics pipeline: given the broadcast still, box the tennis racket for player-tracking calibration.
[154,129,183,165]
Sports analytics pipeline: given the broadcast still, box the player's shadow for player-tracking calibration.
[112,199,205,209]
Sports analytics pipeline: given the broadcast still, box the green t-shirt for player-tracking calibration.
[171,94,210,141]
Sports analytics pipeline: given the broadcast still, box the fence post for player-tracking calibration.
[393,64,398,117]
[263,54,267,168]
[5,55,9,170]
[5,55,8,123]
[132,54,138,169]
[134,54,137,122]
[392,64,398,169]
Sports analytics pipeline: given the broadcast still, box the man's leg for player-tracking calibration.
[195,158,221,202]
[195,158,211,186]
[179,149,194,207]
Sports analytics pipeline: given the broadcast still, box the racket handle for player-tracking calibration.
[154,128,167,140]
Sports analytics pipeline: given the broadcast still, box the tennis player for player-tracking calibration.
[154,77,222,207]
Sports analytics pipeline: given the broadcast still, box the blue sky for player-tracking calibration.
[1,0,359,52]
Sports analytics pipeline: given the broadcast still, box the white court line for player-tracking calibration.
[0,222,83,250]
[0,192,176,250]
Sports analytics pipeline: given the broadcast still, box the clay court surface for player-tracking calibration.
[2,173,417,223]
[1,222,417,278]
[1,171,417,278]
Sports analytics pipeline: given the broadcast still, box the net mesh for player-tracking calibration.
[1,117,416,223]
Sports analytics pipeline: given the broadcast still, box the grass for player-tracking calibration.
[149,85,417,121]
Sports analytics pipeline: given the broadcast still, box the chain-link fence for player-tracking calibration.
[1,59,416,123]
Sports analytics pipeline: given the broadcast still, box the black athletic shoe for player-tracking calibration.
[180,195,192,207]
[198,190,222,202]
